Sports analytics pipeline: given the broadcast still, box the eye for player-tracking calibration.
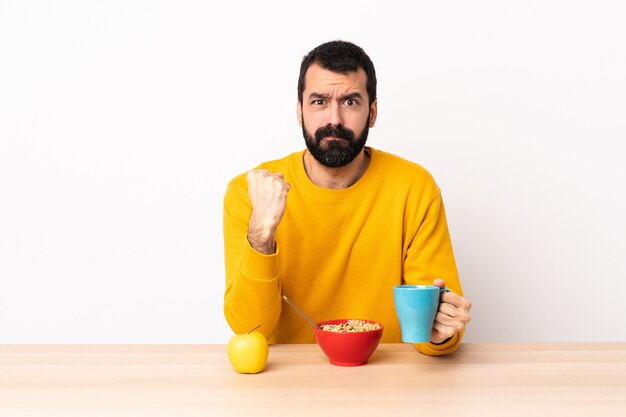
[345,99,357,106]
[312,99,325,106]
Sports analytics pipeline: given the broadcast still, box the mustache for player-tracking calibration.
[314,124,355,142]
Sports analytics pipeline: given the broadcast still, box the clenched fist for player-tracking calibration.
[246,169,291,254]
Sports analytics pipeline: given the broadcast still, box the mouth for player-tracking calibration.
[322,136,347,142]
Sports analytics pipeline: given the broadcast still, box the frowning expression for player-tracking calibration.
[297,63,377,167]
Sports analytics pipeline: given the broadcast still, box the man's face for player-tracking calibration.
[298,63,377,167]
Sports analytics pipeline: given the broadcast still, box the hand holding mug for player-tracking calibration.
[430,279,472,344]
[394,279,471,344]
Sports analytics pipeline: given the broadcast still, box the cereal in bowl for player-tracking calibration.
[320,319,381,333]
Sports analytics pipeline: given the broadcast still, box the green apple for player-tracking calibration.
[227,326,269,374]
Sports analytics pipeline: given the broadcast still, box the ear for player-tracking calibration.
[296,101,303,127]
[368,99,378,127]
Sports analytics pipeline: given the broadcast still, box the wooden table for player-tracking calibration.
[1,343,625,416]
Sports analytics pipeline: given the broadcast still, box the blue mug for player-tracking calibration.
[394,285,450,343]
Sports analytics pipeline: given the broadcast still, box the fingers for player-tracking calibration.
[433,278,446,288]
[437,303,471,326]
[432,280,472,313]
[432,321,458,341]
[428,280,472,341]
[432,297,472,343]
[247,169,287,184]
[433,310,466,338]
[440,292,472,311]
[247,170,291,196]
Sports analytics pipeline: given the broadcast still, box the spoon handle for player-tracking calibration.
[282,295,321,330]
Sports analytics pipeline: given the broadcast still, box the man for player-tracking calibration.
[223,40,471,355]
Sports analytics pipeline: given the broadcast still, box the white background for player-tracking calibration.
[1,1,625,343]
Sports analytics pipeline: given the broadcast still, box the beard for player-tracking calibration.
[302,114,370,168]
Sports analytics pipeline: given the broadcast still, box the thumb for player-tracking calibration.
[433,278,446,289]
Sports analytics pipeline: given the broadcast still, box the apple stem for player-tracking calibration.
[248,325,261,334]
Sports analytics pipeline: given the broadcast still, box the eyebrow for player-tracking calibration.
[308,92,364,101]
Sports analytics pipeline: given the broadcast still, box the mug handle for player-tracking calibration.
[439,287,450,300]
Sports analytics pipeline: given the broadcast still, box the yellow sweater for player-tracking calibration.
[223,147,464,356]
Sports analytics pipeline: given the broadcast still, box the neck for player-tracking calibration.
[303,148,371,190]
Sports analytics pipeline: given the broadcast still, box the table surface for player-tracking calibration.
[1,343,625,417]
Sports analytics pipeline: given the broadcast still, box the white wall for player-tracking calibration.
[1,0,624,343]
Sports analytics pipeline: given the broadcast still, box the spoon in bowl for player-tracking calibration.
[282,295,321,330]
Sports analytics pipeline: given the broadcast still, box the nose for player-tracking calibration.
[327,101,343,126]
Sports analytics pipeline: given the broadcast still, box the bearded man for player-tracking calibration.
[223,40,471,356]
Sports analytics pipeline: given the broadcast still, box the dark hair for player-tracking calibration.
[297,40,377,106]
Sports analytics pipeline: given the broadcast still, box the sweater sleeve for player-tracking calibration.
[403,192,464,356]
[222,178,282,340]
